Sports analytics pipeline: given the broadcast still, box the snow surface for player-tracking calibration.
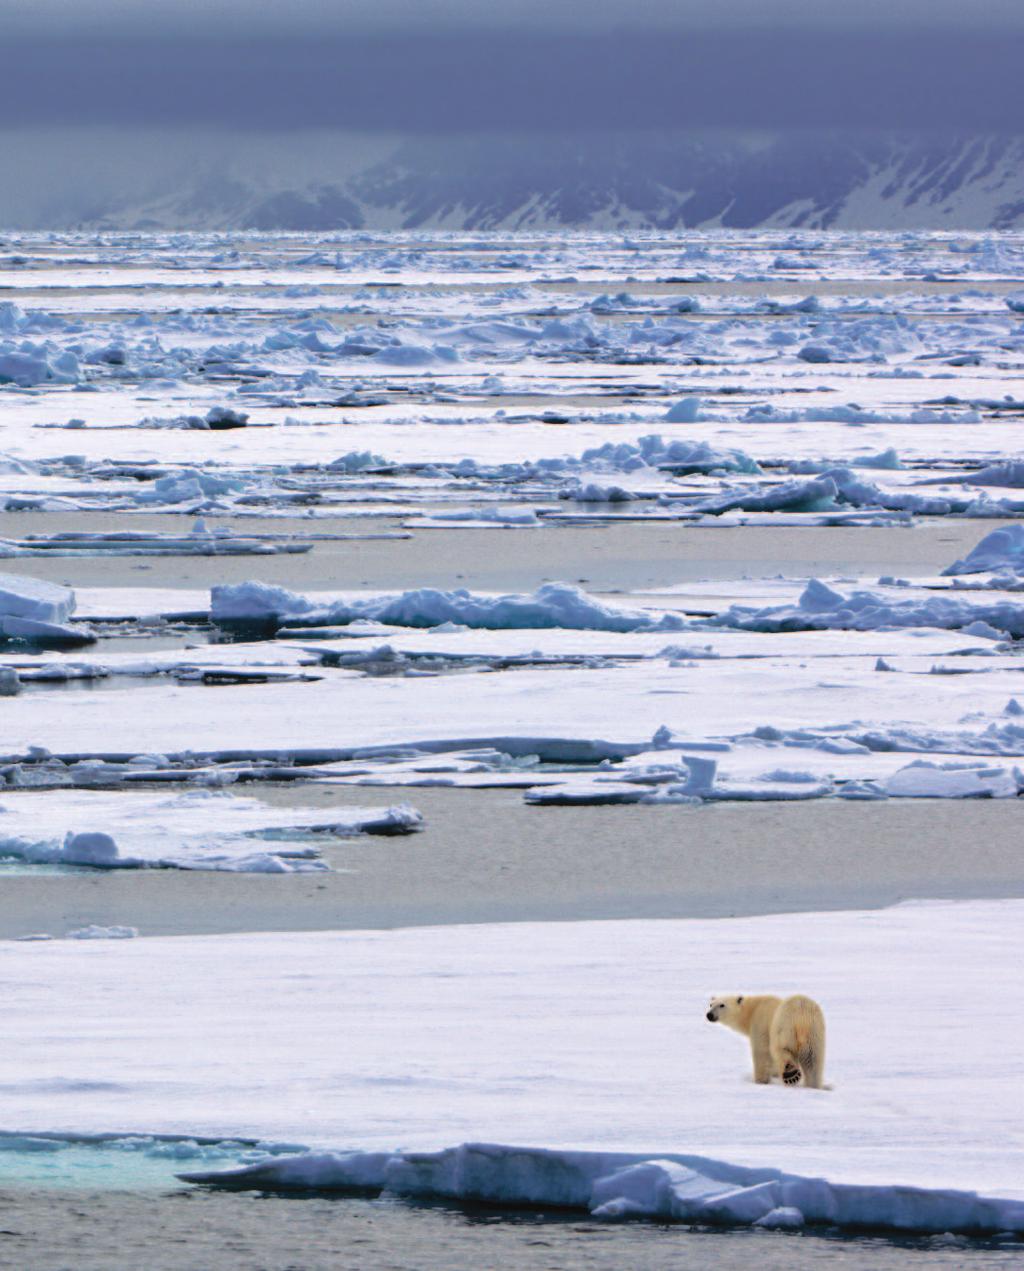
[1,901,1022,1234]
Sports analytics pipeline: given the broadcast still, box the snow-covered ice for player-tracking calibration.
[0,790,422,872]
[211,580,687,633]
[709,576,1024,637]
[943,525,1024,576]
[0,901,1021,1234]
[4,592,1024,804]
[0,574,74,624]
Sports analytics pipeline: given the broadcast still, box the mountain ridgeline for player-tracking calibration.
[79,132,1024,232]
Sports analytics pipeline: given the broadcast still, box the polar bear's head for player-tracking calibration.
[706,994,744,1023]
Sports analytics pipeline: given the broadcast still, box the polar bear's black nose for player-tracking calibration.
[706,1011,716,1021]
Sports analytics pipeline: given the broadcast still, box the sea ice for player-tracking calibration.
[710,579,1024,637]
[943,525,1024,576]
[0,574,74,624]
[0,790,423,872]
[211,582,688,634]
[0,902,1018,1236]
[66,925,139,940]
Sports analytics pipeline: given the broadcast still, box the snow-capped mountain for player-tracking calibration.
[72,131,1024,231]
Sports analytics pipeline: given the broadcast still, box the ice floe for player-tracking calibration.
[0,574,74,624]
[943,525,1024,576]
[709,578,1024,637]
[184,1142,1024,1235]
[0,790,422,872]
[211,581,688,634]
[2,228,1024,1232]
[0,901,1020,1235]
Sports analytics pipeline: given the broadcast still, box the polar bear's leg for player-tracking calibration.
[771,1035,802,1084]
[751,1037,774,1083]
[800,1051,824,1089]
[777,1047,824,1087]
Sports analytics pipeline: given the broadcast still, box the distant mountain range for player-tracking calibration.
[73,132,1024,231]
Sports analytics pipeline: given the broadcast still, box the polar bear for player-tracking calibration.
[706,994,826,1088]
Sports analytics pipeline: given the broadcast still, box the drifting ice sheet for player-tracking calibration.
[0,574,74,624]
[943,525,1024,576]
[0,789,422,872]
[710,578,1024,637]
[212,581,687,634]
[1,901,1022,1234]
[184,1142,1024,1235]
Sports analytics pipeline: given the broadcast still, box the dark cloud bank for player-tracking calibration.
[1,2,1022,228]
[4,28,1022,133]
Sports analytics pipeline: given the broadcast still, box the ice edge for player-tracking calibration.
[179,1141,1024,1235]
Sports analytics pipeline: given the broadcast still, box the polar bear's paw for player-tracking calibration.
[782,1062,802,1086]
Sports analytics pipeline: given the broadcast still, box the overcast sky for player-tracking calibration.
[1,0,1021,226]
[1,0,1021,133]
[7,0,1024,35]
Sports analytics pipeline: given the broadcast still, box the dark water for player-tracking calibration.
[3,1189,1021,1271]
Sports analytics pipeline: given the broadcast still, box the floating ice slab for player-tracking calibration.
[710,578,1024,637]
[211,581,687,634]
[184,1142,1024,1235]
[943,525,1024,576]
[882,761,1018,799]
[4,639,1024,775]
[0,789,422,872]
[0,615,95,649]
[0,574,74,624]
[66,925,139,940]
[1,901,1022,1234]
[406,507,541,528]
